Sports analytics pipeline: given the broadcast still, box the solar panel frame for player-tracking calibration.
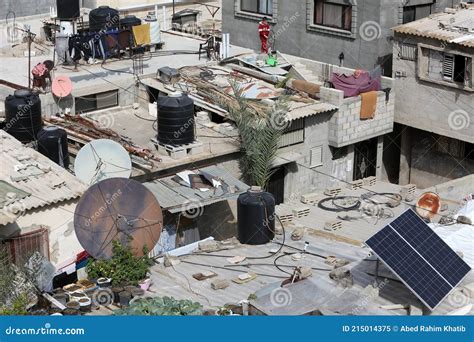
[365,208,472,311]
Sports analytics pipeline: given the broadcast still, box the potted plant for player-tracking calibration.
[97,277,112,288]
[86,241,153,287]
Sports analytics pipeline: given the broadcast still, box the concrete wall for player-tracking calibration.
[1,0,55,18]
[392,35,474,144]
[279,113,353,201]
[222,0,460,73]
[1,200,82,269]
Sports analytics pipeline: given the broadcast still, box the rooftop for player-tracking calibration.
[393,5,474,47]
[0,130,87,225]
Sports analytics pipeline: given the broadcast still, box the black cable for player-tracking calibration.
[55,49,471,227]
[318,196,361,212]
[180,260,288,279]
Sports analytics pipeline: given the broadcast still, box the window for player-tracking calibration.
[6,228,50,265]
[278,118,305,148]
[442,53,470,84]
[241,0,273,16]
[403,3,433,24]
[314,0,352,31]
[75,90,119,113]
[419,44,473,90]
[399,43,417,61]
[310,146,323,167]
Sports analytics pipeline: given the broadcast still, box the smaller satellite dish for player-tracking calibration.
[52,76,73,97]
[74,139,132,185]
[416,192,441,222]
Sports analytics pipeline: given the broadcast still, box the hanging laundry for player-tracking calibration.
[331,70,381,97]
[360,91,378,119]
[132,23,151,46]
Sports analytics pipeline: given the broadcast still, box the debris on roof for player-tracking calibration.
[0,130,87,225]
[393,6,474,47]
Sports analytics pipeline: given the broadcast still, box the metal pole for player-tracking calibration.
[28,30,32,89]
[173,0,175,16]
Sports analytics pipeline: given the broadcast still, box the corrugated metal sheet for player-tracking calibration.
[145,166,250,213]
[393,8,474,47]
[0,131,87,225]
[287,101,338,120]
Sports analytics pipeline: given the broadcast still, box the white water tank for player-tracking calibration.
[145,12,160,45]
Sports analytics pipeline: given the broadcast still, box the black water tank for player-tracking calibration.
[37,126,70,168]
[57,0,80,20]
[120,15,141,29]
[4,89,42,143]
[237,187,275,245]
[89,6,119,32]
[157,93,195,145]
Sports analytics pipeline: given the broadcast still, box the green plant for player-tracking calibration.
[115,296,203,316]
[0,293,29,316]
[86,241,152,286]
[218,80,289,189]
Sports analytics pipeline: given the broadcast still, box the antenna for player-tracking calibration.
[74,178,163,259]
[74,139,132,185]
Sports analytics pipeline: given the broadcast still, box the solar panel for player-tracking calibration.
[366,209,471,310]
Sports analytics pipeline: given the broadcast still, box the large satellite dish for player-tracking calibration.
[74,139,132,185]
[74,178,163,259]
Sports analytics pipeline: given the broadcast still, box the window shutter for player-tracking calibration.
[443,53,454,80]
[310,146,323,168]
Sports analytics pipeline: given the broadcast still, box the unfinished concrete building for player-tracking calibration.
[387,4,474,188]
[222,0,462,76]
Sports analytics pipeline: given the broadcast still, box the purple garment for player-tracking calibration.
[331,71,381,97]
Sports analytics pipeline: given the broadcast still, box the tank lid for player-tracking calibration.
[43,126,60,132]
[14,89,33,98]
[168,92,183,98]
[249,186,263,193]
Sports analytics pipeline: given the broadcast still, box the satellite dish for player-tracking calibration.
[74,178,163,260]
[74,139,132,185]
[52,76,73,97]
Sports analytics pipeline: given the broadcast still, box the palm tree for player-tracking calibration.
[223,80,290,189]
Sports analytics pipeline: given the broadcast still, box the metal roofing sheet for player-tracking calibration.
[0,131,87,225]
[287,101,338,120]
[145,166,250,213]
[393,8,474,47]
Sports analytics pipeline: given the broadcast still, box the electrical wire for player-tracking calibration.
[43,45,472,227]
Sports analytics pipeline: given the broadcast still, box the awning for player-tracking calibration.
[145,166,250,213]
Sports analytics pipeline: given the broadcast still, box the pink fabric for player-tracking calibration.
[32,63,48,77]
[331,71,381,98]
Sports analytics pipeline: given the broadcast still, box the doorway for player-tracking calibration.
[267,167,285,205]
[353,138,378,181]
